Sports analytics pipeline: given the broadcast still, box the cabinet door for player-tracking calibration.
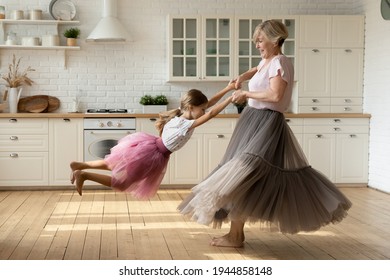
[49,118,83,186]
[236,18,264,75]
[303,133,335,182]
[331,16,365,48]
[298,48,331,98]
[136,117,159,135]
[299,16,332,48]
[336,133,368,183]
[169,133,203,184]
[331,48,364,98]
[0,152,48,186]
[203,133,232,175]
[168,16,201,81]
[202,17,233,81]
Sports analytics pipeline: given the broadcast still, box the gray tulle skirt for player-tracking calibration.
[178,106,352,234]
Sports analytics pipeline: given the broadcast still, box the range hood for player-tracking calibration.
[86,0,132,42]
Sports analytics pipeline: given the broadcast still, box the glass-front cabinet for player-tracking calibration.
[169,16,200,80]
[168,15,297,82]
[168,15,233,81]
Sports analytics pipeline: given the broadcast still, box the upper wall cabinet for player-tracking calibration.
[168,15,297,82]
[168,15,233,81]
[299,15,364,48]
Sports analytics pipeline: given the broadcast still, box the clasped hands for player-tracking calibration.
[228,78,247,105]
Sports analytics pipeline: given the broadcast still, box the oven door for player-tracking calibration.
[84,130,133,161]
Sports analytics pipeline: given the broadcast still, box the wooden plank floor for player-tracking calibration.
[0,187,389,260]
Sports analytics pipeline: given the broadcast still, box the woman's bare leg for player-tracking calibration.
[210,220,245,248]
[73,170,112,196]
[70,160,110,183]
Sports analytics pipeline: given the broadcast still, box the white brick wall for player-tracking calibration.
[359,1,390,193]
[3,1,389,193]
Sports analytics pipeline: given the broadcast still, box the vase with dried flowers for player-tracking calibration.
[1,54,35,113]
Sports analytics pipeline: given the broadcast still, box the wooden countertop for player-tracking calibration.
[0,112,371,118]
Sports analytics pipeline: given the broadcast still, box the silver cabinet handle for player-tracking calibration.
[217,134,225,138]
[316,134,322,138]
[63,118,71,122]
[350,134,357,138]
[344,99,352,103]
[312,49,319,53]
[9,118,17,123]
[344,107,351,111]
[149,118,157,121]
[311,98,319,103]
[333,119,341,123]
[333,127,341,131]
[345,49,352,53]
[311,107,318,111]
[10,136,19,141]
[9,153,19,158]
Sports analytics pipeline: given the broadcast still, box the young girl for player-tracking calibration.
[70,82,235,198]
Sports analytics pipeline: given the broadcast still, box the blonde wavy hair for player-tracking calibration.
[155,89,208,136]
[253,20,288,47]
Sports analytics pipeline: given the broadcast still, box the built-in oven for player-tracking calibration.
[84,115,136,161]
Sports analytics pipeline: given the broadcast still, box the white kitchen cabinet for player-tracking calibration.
[0,118,49,186]
[302,118,369,184]
[169,133,203,184]
[298,15,364,114]
[49,118,83,186]
[168,15,298,82]
[168,15,233,81]
[299,15,364,48]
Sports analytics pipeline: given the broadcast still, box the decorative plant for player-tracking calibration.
[63,27,80,38]
[0,54,35,88]
[154,95,169,105]
[140,94,169,105]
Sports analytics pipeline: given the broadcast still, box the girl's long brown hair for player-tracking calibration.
[155,89,208,136]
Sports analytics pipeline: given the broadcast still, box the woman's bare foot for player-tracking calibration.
[73,170,85,196]
[210,233,244,248]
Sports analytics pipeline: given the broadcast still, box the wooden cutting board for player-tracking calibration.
[24,96,49,113]
[18,95,60,113]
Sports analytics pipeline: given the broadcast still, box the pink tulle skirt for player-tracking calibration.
[104,132,171,199]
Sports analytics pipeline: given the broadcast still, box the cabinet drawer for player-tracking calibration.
[0,134,49,151]
[0,118,48,134]
[298,106,330,113]
[331,97,362,106]
[299,97,331,105]
[304,125,369,134]
[0,152,48,186]
[195,118,236,133]
[330,106,363,113]
[304,118,369,126]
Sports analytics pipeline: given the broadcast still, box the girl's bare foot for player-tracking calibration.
[210,233,244,248]
[70,161,83,184]
[73,170,85,196]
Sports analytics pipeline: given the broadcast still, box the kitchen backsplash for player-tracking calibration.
[0,0,362,113]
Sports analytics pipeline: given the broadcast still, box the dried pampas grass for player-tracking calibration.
[1,54,35,88]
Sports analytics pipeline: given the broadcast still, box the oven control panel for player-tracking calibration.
[84,118,136,130]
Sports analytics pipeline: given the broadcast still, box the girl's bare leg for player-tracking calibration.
[210,220,245,248]
[70,160,110,183]
[73,170,112,196]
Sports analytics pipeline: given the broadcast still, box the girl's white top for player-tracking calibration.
[162,116,195,152]
[248,54,294,113]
